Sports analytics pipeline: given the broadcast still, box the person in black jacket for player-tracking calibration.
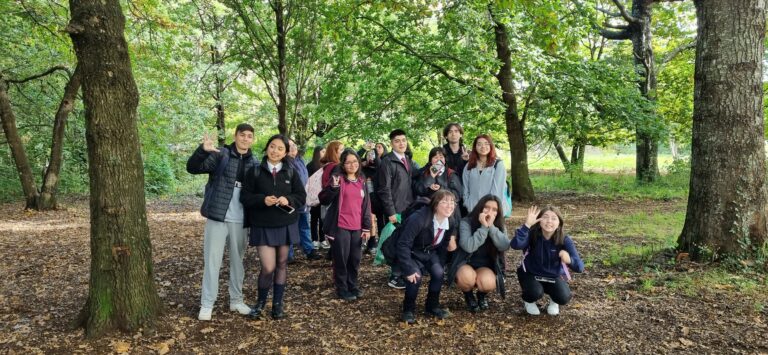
[447,194,510,313]
[240,134,307,320]
[319,149,372,301]
[413,147,462,204]
[306,145,326,250]
[378,129,416,289]
[186,123,256,321]
[361,142,387,255]
[396,189,458,324]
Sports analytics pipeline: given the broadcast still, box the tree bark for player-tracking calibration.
[554,142,571,170]
[490,7,535,202]
[678,0,767,261]
[275,0,288,135]
[35,65,82,211]
[68,0,161,337]
[212,45,226,147]
[0,80,38,209]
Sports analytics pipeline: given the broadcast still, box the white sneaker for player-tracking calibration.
[313,241,320,249]
[524,301,540,316]
[321,241,330,249]
[230,303,252,315]
[198,307,213,321]
[546,301,560,316]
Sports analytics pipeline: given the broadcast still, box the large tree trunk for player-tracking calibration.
[67,0,161,337]
[35,65,82,211]
[0,80,39,209]
[490,7,535,202]
[678,0,767,261]
[275,0,288,135]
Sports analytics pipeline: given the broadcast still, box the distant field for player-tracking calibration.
[528,149,677,173]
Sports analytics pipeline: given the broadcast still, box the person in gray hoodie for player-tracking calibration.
[186,123,257,321]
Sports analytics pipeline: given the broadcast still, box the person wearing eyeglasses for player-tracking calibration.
[396,189,458,324]
[240,134,307,320]
[319,149,372,301]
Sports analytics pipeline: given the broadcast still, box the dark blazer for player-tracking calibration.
[240,158,306,228]
[377,152,416,217]
[186,143,257,222]
[319,166,373,236]
[395,207,456,276]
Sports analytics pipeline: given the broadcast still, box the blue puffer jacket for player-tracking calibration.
[186,143,257,222]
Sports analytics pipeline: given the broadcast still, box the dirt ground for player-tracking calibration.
[1,194,766,354]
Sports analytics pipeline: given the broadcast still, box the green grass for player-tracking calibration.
[528,151,677,172]
[594,210,685,267]
[530,171,689,200]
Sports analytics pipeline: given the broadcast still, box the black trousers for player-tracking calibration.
[517,267,571,305]
[403,252,444,311]
[310,205,324,242]
[331,228,362,292]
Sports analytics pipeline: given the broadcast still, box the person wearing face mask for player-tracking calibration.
[447,194,510,313]
[511,205,584,316]
[413,147,462,204]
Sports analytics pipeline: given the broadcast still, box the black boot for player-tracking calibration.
[248,288,269,319]
[424,292,450,319]
[477,292,489,311]
[401,297,417,324]
[272,284,286,320]
[464,291,479,313]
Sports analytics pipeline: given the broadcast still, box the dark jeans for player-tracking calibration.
[516,267,571,305]
[403,252,444,311]
[331,228,362,292]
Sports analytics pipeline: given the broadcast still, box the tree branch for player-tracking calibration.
[661,40,696,66]
[600,28,632,40]
[610,0,638,23]
[7,66,71,84]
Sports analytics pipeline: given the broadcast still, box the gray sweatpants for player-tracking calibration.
[200,219,248,308]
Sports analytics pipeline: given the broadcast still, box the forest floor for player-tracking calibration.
[1,193,767,354]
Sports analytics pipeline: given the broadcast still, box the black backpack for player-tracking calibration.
[380,197,431,265]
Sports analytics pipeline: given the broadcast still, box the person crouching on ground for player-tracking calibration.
[319,149,372,301]
[396,189,458,324]
[447,194,510,313]
[240,134,306,320]
[510,205,584,316]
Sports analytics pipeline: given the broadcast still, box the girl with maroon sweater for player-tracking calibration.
[319,149,372,301]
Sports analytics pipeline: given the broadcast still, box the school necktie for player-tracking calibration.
[401,157,409,173]
[272,167,277,178]
[432,228,444,247]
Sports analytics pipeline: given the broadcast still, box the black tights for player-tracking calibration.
[257,245,290,289]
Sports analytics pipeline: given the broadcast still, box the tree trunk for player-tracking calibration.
[631,0,659,183]
[554,142,571,171]
[275,0,288,135]
[678,0,767,261]
[35,65,82,211]
[570,143,585,172]
[67,0,161,337]
[490,6,535,202]
[0,80,38,209]
[212,45,226,147]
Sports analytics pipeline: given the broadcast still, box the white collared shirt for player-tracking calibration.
[266,161,283,174]
[432,217,450,246]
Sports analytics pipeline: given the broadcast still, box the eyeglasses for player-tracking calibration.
[475,142,491,147]
[344,161,359,166]
[438,200,457,206]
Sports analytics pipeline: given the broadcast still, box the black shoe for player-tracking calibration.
[425,306,450,319]
[247,302,266,319]
[387,276,405,289]
[477,292,489,311]
[306,250,323,261]
[401,311,416,324]
[337,290,357,301]
[271,303,285,320]
[351,288,364,299]
[464,292,479,313]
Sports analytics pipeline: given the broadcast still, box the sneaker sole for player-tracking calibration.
[387,282,405,289]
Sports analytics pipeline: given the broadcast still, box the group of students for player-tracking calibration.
[187,122,584,324]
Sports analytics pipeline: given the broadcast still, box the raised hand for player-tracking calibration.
[524,205,542,228]
[461,146,469,161]
[559,250,571,265]
[201,132,220,153]
[332,175,340,187]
